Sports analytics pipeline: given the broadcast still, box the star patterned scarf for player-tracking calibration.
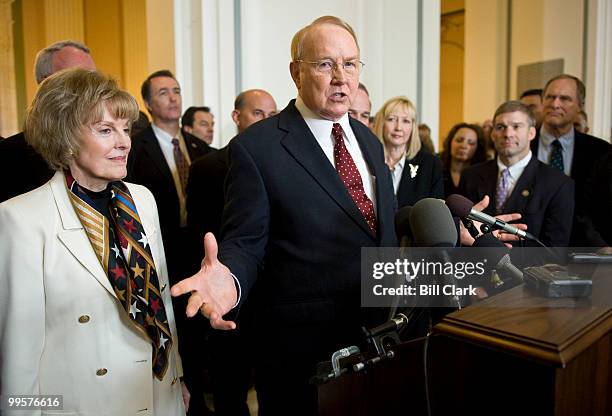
[66,172,172,380]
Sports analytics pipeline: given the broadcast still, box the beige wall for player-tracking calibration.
[3,0,171,134]
[463,0,585,125]
[440,8,464,147]
[146,0,175,75]
[510,0,584,98]
[463,0,508,124]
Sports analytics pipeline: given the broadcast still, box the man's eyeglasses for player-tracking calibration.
[296,59,365,76]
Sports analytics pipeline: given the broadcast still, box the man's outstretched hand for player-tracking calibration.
[171,233,237,330]
[460,195,528,247]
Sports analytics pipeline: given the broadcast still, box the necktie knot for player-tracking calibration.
[332,123,344,142]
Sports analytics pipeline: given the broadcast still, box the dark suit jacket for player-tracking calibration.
[574,150,612,247]
[217,100,397,363]
[531,130,610,245]
[126,125,215,280]
[459,156,574,247]
[0,132,54,203]
[396,148,444,208]
[184,146,229,273]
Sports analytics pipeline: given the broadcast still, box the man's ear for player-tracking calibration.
[144,100,152,113]
[290,62,301,90]
[183,125,193,134]
[528,126,536,141]
[231,110,240,126]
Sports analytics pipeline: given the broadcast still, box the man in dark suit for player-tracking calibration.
[0,40,95,203]
[460,101,574,247]
[173,16,397,415]
[531,74,611,245]
[181,105,215,146]
[126,69,215,416]
[185,88,277,416]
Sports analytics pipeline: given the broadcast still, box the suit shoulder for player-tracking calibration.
[125,182,156,204]
[0,181,54,224]
[578,132,611,149]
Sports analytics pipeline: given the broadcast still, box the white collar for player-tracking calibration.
[294,96,353,143]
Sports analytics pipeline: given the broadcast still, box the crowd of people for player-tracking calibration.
[0,14,611,416]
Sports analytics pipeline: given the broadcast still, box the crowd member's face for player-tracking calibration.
[542,78,581,133]
[491,111,535,164]
[573,113,589,134]
[290,23,359,121]
[520,94,543,125]
[450,127,478,162]
[348,88,371,127]
[383,106,413,150]
[51,46,96,74]
[186,111,214,144]
[146,76,182,124]
[232,91,277,133]
[70,105,131,191]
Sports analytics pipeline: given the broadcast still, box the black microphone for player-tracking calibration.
[472,233,524,284]
[409,198,457,247]
[409,198,462,308]
[446,194,536,241]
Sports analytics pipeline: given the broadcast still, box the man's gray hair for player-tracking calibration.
[34,40,91,84]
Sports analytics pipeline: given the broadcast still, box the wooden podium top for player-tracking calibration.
[434,264,612,367]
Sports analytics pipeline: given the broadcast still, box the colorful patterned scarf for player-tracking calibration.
[66,172,172,380]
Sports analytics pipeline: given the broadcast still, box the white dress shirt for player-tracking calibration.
[389,155,406,194]
[294,96,377,213]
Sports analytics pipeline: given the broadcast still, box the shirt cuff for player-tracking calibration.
[230,272,241,309]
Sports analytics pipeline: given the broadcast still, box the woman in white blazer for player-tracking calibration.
[0,69,188,415]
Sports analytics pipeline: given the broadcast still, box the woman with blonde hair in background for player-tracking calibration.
[0,68,188,415]
[374,96,444,209]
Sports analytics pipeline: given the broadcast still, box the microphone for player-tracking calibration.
[408,198,457,247]
[472,233,524,284]
[409,198,462,308]
[446,194,536,241]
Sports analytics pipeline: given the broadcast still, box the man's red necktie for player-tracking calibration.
[332,123,377,234]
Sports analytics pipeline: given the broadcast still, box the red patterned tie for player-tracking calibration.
[332,123,377,234]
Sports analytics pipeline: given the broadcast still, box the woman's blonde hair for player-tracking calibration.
[24,68,139,171]
[373,96,421,160]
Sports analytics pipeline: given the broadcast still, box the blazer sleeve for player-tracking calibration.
[0,201,45,412]
[540,177,575,247]
[218,139,270,304]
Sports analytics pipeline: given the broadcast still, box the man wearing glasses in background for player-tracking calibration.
[172,16,396,415]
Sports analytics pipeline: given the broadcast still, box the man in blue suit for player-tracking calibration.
[173,16,397,415]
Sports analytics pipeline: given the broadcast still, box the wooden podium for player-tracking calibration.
[430,263,612,416]
[317,264,612,415]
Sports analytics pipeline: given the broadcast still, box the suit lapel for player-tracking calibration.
[279,104,375,238]
[503,156,537,214]
[50,172,118,299]
[142,127,175,185]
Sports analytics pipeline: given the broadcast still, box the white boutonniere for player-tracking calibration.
[409,163,419,178]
